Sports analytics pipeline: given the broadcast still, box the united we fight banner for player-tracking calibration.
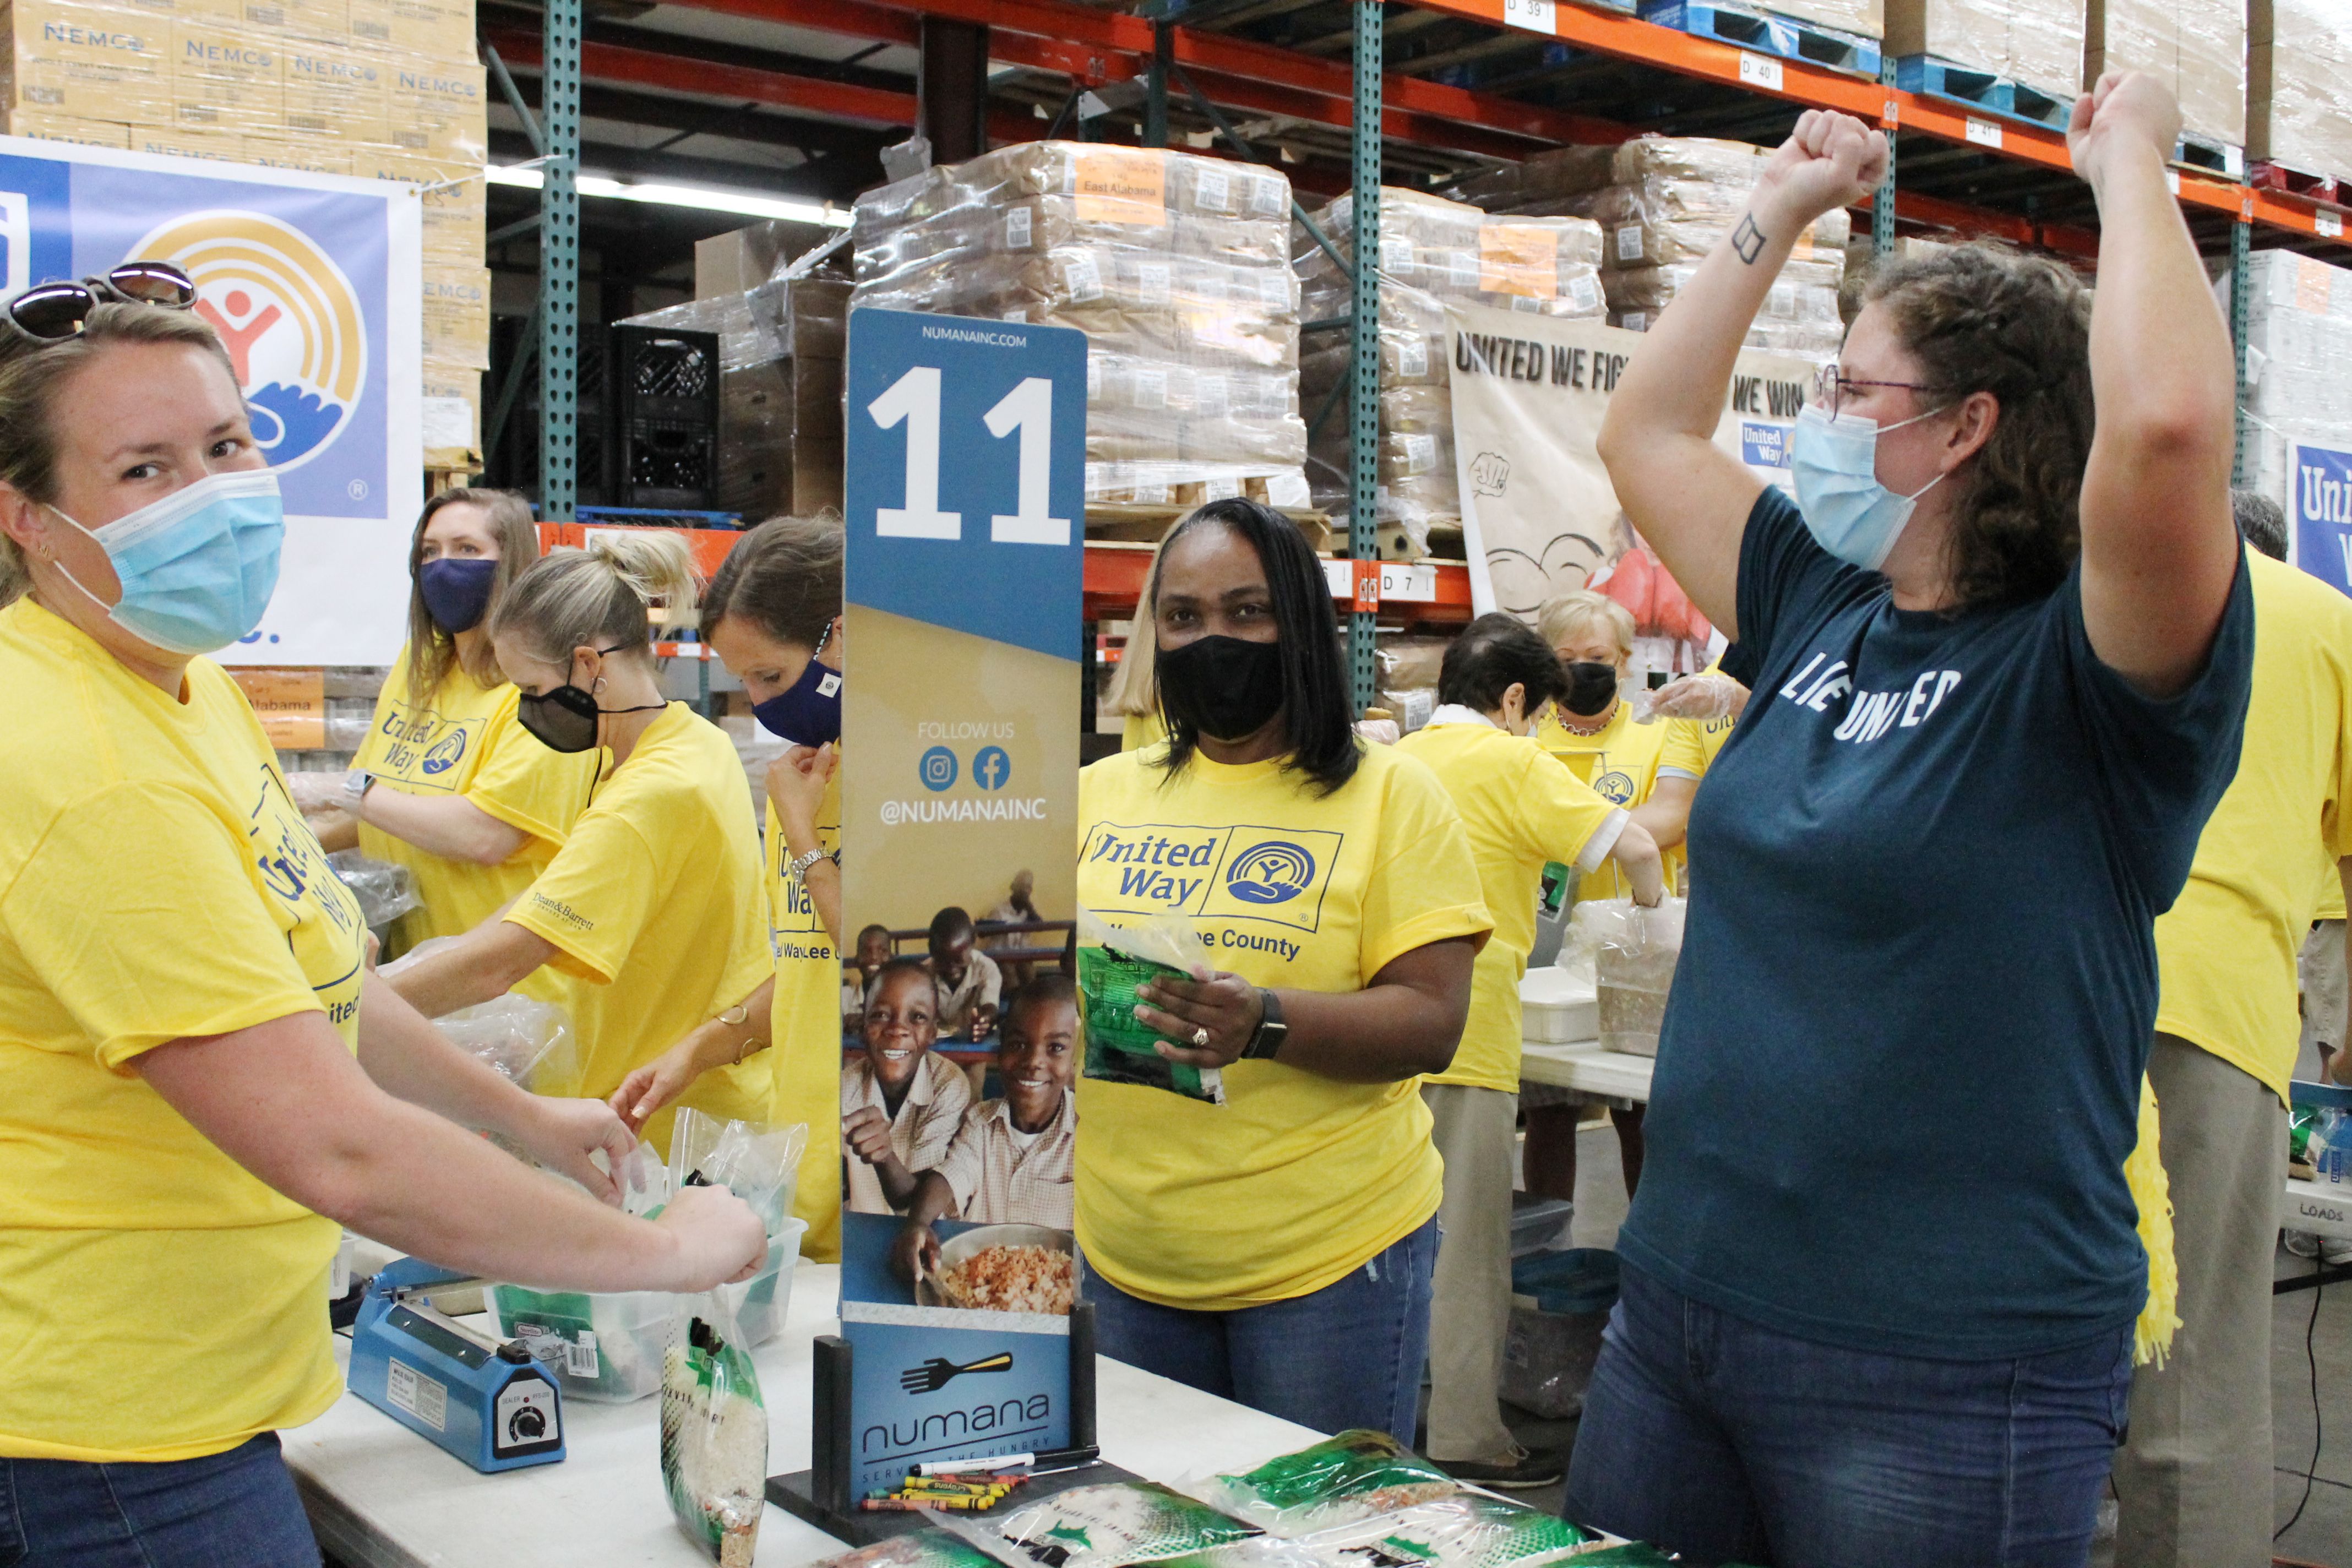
[1444,301,1812,668]
[2292,442,2352,597]
[0,136,421,662]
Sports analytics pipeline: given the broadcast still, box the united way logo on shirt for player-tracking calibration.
[1591,770,1636,804]
[421,728,469,776]
[1082,821,1343,935]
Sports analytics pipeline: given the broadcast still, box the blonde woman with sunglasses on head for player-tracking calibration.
[0,275,765,1562]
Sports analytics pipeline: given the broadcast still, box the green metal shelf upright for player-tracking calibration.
[1348,0,1381,716]
[540,0,582,522]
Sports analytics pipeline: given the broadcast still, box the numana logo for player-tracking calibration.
[1224,841,1315,905]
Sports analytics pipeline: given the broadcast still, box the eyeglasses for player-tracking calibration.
[2,262,198,346]
[1811,362,1942,420]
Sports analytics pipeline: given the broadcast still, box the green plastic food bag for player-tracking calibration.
[660,1297,767,1566]
[1076,908,1224,1104]
[957,1480,1262,1568]
[810,1532,1009,1568]
[1306,1494,1603,1568]
[1197,1431,1459,1536]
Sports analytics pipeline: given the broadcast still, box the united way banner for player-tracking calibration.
[2292,443,2352,598]
[0,136,422,662]
[836,307,1084,1487]
[1445,301,1809,656]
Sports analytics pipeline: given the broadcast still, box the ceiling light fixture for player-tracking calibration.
[486,163,851,227]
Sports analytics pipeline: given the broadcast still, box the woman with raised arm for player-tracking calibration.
[1563,77,2252,1565]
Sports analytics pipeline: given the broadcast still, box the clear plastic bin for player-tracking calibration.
[488,1282,674,1403]
[729,1219,808,1348]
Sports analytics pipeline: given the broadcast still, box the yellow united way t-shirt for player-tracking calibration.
[768,769,843,1262]
[1075,741,1491,1310]
[506,703,774,1151]
[1397,717,1624,1093]
[0,598,366,1462]
[2155,552,2352,1102]
[353,646,598,953]
[1537,698,1702,900]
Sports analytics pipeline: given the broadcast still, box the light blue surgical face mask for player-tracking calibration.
[1789,402,1951,572]
[47,467,284,655]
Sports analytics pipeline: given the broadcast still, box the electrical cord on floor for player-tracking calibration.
[2277,1256,2324,1543]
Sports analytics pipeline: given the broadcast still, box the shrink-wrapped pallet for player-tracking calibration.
[2223,251,2352,531]
[1885,0,2084,102]
[1294,187,1606,556]
[853,143,1309,508]
[2250,0,2352,181]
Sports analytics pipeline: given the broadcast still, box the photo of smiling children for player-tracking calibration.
[841,956,974,1216]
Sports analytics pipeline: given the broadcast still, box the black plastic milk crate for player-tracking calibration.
[610,325,720,510]
[491,320,615,506]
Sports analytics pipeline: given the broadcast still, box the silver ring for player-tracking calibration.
[1191,1026,1211,1049]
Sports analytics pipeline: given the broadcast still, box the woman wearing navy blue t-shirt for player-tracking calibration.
[1564,75,2254,1568]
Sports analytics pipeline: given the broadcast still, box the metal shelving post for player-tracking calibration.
[2230,216,2252,488]
[1872,56,1895,260]
[1348,0,1381,717]
[539,0,583,521]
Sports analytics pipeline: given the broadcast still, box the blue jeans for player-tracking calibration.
[0,1434,319,1568]
[1082,1217,1439,1438]
[1564,1262,2133,1568]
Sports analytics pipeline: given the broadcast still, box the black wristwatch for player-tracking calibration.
[1241,988,1288,1061]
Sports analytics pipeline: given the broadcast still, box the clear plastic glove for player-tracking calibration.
[1635,672,1750,724]
[517,1096,638,1205]
[1354,717,1401,746]
[285,771,354,813]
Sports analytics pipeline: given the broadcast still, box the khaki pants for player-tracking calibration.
[2110,1034,2286,1568]
[2300,919,2347,1068]
[1422,1082,1520,1463]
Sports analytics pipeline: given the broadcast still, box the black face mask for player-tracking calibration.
[1561,661,1620,717]
[516,645,663,754]
[1159,634,1286,743]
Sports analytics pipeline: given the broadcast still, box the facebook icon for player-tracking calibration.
[973,746,1011,791]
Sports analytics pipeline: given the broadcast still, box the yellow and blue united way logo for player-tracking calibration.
[130,210,366,471]
[421,728,468,777]
[1224,840,1315,905]
[1593,770,1636,805]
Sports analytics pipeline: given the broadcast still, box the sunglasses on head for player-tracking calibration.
[2,262,199,346]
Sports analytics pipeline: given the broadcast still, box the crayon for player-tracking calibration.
[921,1453,1033,1474]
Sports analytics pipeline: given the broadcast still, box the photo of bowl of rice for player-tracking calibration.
[919,1224,1077,1316]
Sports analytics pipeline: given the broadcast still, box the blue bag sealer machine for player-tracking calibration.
[349,1258,566,1472]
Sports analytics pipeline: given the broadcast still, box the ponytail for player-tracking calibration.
[490,530,699,666]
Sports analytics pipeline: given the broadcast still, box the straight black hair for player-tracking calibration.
[1153,497,1361,797]
[1438,612,1570,714]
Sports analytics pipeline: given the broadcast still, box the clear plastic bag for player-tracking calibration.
[1076,907,1224,1104]
[811,1534,1007,1568]
[433,994,579,1093]
[667,1108,809,1238]
[328,851,421,929]
[1569,899,1687,1058]
[1292,1492,1601,1568]
[1193,1431,1457,1537]
[953,1481,1261,1568]
[661,1292,768,1565]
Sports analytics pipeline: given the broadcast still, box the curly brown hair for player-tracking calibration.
[1861,242,2094,611]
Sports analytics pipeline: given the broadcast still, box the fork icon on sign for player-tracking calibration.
[901,1352,1014,1393]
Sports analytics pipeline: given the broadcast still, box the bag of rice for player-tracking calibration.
[1299,1493,1602,1568]
[955,1480,1261,1568]
[1196,1431,1458,1536]
[1076,908,1225,1105]
[810,1532,1008,1568]
[659,1294,767,1566]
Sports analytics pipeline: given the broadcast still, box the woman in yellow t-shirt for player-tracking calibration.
[1077,498,1491,1436]
[295,488,597,957]
[605,514,848,1261]
[0,286,764,1560]
[384,533,777,1156]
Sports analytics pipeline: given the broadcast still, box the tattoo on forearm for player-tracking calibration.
[1732,214,1766,264]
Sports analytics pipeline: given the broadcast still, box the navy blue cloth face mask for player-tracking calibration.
[417,556,498,634]
[752,618,842,746]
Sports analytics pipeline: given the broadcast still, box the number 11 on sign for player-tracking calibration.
[867,364,1070,546]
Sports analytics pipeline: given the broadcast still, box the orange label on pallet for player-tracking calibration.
[1072,149,1167,227]
[1479,223,1560,298]
[1350,558,1381,613]
[230,667,326,750]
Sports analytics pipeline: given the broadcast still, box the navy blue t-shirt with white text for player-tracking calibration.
[1617,486,2254,1359]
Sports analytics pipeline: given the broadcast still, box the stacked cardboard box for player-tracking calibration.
[2228,250,2352,518]
[1768,0,1880,35]
[1885,0,2083,102]
[1455,137,1848,360]
[619,267,851,522]
[2084,0,2242,149]
[2250,0,2352,181]
[1294,186,1605,557]
[0,0,489,465]
[853,141,1310,513]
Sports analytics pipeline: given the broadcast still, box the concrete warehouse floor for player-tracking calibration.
[1484,1121,2352,1567]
